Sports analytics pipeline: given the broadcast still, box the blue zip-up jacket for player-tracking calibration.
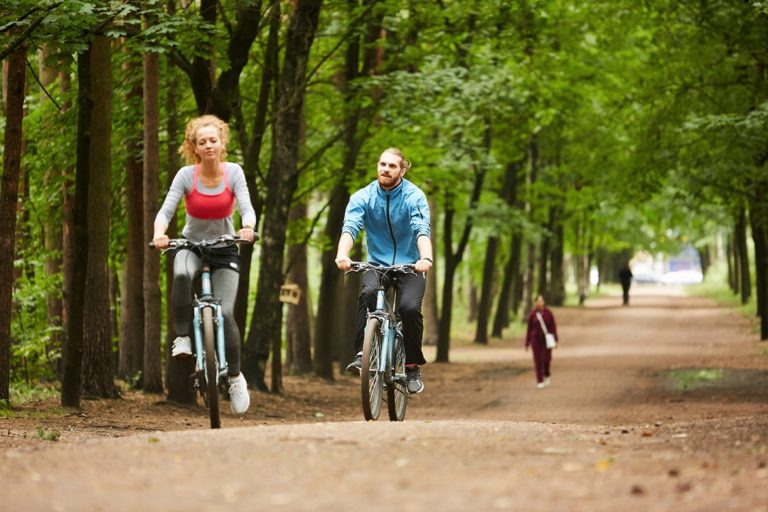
[342,178,431,266]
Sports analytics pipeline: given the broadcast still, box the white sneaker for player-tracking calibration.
[171,336,192,357]
[543,377,551,387]
[537,382,546,389]
[228,373,250,414]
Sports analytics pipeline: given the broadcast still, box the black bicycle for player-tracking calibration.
[346,262,415,421]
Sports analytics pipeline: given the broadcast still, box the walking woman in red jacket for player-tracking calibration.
[525,294,559,389]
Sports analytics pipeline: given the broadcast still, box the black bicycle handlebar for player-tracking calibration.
[148,234,257,250]
[345,261,417,276]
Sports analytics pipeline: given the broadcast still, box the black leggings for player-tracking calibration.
[354,269,427,366]
[172,249,242,375]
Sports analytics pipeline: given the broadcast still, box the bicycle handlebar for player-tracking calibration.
[148,234,256,250]
[345,261,417,276]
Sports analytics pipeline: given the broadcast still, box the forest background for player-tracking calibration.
[1,0,767,408]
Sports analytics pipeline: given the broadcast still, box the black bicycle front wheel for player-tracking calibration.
[203,307,221,429]
[387,333,408,421]
[361,318,383,421]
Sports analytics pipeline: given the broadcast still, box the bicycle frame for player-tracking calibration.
[369,286,399,385]
[192,263,228,381]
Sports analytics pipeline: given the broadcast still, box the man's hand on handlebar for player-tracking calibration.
[335,255,352,270]
[415,258,432,273]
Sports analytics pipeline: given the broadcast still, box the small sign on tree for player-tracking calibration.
[279,283,302,305]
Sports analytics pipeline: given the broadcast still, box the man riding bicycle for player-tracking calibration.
[335,147,433,394]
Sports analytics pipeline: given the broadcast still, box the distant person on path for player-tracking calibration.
[618,264,633,306]
[335,147,433,395]
[151,114,256,414]
[525,294,559,389]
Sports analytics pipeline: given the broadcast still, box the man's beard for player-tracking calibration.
[378,174,400,190]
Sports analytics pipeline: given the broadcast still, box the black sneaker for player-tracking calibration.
[405,366,424,394]
[345,352,363,375]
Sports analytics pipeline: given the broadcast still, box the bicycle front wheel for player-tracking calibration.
[361,318,383,421]
[203,307,221,429]
[387,333,408,421]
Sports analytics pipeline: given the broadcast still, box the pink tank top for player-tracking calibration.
[184,164,235,219]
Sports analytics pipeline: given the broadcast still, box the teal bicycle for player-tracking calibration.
[347,262,415,421]
[152,234,252,429]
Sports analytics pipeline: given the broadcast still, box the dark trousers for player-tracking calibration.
[354,270,427,366]
[531,338,552,383]
[621,283,630,305]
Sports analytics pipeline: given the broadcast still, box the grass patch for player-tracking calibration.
[10,381,60,405]
[36,427,61,442]
[670,368,724,391]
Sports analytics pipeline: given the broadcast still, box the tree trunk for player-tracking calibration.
[61,45,93,408]
[245,0,323,394]
[474,236,497,344]
[749,180,768,339]
[423,196,440,346]
[163,52,194,404]
[492,231,521,337]
[81,35,116,399]
[521,137,539,320]
[313,185,348,379]
[0,43,25,401]
[549,212,565,306]
[142,48,162,393]
[285,202,313,374]
[435,163,487,362]
[60,68,74,382]
[735,208,751,305]
[236,1,280,349]
[726,234,736,294]
[119,55,144,381]
[39,47,64,373]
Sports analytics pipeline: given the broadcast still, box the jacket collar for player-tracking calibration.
[377,178,405,198]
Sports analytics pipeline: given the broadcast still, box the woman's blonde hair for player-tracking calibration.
[382,147,412,173]
[179,115,230,164]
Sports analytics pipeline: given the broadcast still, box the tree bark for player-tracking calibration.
[245,0,323,393]
[521,136,539,320]
[435,166,485,362]
[119,53,145,381]
[142,48,163,393]
[81,35,116,398]
[163,49,194,404]
[549,214,565,306]
[474,237,497,344]
[423,196,440,345]
[0,42,25,401]
[235,1,280,340]
[735,208,751,305]
[61,44,93,408]
[285,202,313,374]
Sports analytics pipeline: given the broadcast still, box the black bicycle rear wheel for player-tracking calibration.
[361,318,383,421]
[203,307,221,429]
[387,332,408,421]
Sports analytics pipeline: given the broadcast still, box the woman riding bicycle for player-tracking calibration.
[151,115,256,414]
[335,147,433,394]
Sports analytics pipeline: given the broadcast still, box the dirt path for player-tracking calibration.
[2,286,767,511]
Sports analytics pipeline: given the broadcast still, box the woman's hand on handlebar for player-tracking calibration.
[152,234,169,249]
[238,227,255,243]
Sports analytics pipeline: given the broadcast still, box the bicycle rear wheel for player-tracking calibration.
[387,333,408,421]
[203,307,221,429]
[361,318,383,421]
